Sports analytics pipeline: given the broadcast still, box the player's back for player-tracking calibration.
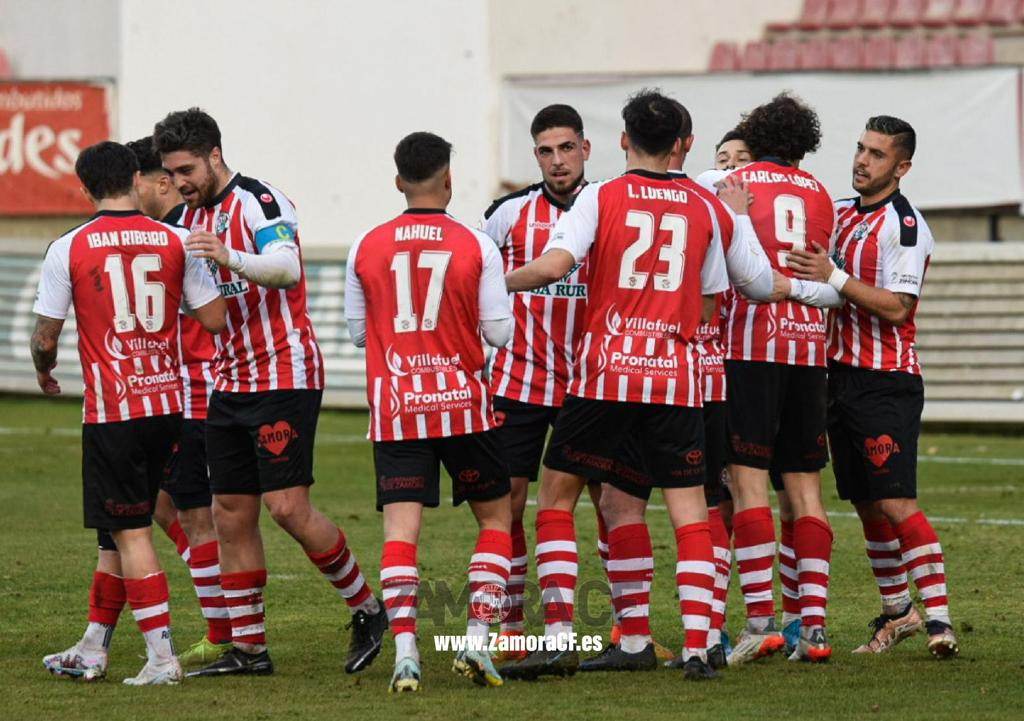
[352,210,497,440]
[559,170,725,405]
[728,160,835,366]
[60,211,189,422]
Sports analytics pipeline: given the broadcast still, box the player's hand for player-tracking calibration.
[786,242,832,282]
[36,368,60,395]
[768,270,791,302]
[716,175,750,215]
[185,231,230,267]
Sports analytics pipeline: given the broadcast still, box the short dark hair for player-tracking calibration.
[125,136,165,174]
[736,92,821,161]
[667,99,693,141]
[75,141,138,200]
[530,104,584,139]
[716,128,744,151]
[621,89,682,157]
[394,132,452,182]
[153,107,222,157]
[865,115,916,159]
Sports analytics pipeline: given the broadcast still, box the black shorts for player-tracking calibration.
[544,395,706,501]
[97,530,117,551]
[493,396,560,481]
[828,362,923,503]
[162,419,212,510]
[703,402,728,506]
[374,430,511,510]
[206,389,321,495]
[725,360,829,473]
[82,414,182,530]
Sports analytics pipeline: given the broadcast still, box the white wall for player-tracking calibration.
[0,0,119,78]
[118,0,494,250]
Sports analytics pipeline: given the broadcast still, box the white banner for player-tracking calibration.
[502,68,1022,211]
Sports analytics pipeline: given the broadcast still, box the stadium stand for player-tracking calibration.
[0,50,11,79]
[2,245,1022,423]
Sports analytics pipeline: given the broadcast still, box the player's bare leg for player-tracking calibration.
[263,486,386,672]
[111,527,181,685]
[381,502,423,692]
[452,495,513,687]
[495,476,530,660]
[502,468,587,680]
[579,484,657,673]
[43,545,124,681]
[858,497,956,658]
[726,464,786,664]
[779,472,833,662]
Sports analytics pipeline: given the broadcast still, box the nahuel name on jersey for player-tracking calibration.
[395,225,444,242]
[738,169,820,192]
[626,184,688,203]
[87,230,170,248]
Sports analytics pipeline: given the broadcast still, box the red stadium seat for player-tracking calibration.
[0,50,10,79]
[893,34,929,66]
[952,0,987,25]
[922,0,956,26]
[798,38,831,68]
[860,0,894,27]
[797,0,832,30]
[742,41,770,71]
[826,0,863,29]
[957,32,994,64]
[862,35,895,67]
[769,39,801,70]
[985,0,1021,24]
[829,36,864,68]
[925,33,959,64]
[709,41,741,71]
[889,0,926,26]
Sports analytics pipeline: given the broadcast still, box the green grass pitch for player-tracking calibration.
[1,395,1022,720]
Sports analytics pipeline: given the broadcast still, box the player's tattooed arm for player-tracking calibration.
[30,315,64,395]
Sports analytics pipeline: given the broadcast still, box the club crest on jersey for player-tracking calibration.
[215,212,230,235]
[851,221,870,241]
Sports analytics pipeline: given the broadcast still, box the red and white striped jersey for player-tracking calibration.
[829,191,933,375]
[345,209,511,441]
[178,314,217,420]
[546,170,729,407]
[180,173,323,393]
[482,183,586,407]
[693,300,727,403]
[726,160,836,367]
[34,210,221,424]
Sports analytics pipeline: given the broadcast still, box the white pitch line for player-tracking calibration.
[921,455,1024,467]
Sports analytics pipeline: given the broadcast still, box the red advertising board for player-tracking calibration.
[0,82,112,215]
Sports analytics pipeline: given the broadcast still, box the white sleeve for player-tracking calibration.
[475,229,513,322]
[695,168,728,192]
[546,182,601,262]
[726,213,774,293]
[33,236,73,319]
[701,229,730,295]
[879,210,933,297]
[227,242,301,288]
[243,182,300,243]
[344,231,369,347]
[176,229,221,310]
[788,278,844,308]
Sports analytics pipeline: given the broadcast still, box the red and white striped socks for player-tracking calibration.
[502,520,528,635]
[860,516,912,613]
[381,541,419,661]
[467,530,512,640]
[707,508,732,647]
[597,511,622,644]
[81,571,126,653]
[306,528,378,614]
[895,512,951,625]
[124,572,174,663]
[794,516,833,629]
[165,519,190,564]
[221,569,267,652]
[675,522,716,661]
[188,541,231,644]
[536,509,578,638]
[607,523,653,653]
[779,519,801,627]
[733,507,776,628]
